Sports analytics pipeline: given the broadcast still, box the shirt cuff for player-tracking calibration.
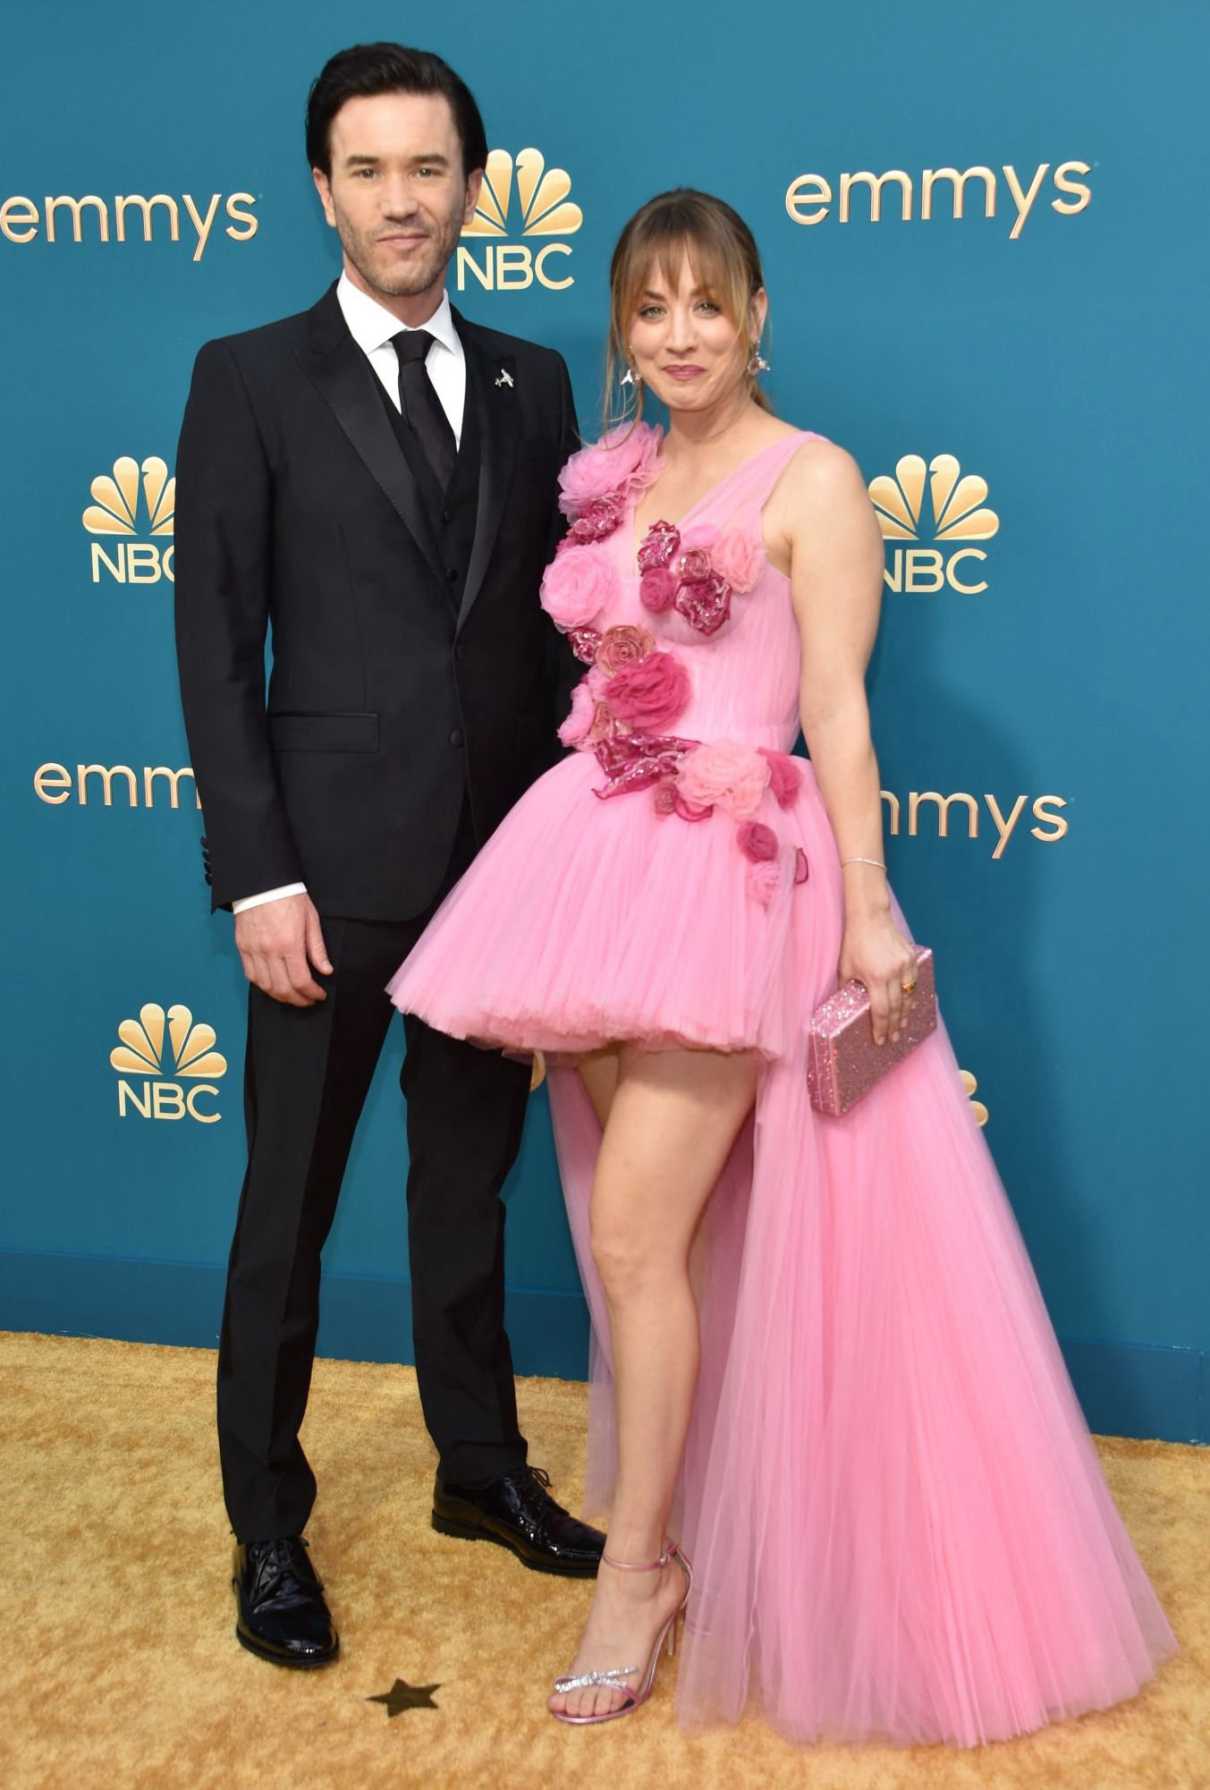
[232,883,308,914]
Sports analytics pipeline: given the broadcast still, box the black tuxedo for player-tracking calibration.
[174,283,579,1540]
[176,283,578,919]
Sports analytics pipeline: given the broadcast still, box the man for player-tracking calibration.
[174,41,599,1669]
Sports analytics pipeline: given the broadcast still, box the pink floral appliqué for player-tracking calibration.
[593,730,698,802]
[675,572,731,636]
[567,493,625,545]
[677,740,771,820]
[569,627,602,664]
[596,625,654,676]
[712,528,764,593]
[639,566,677,614]
[558,423,662,516]
[634,519,769,642]
[637,520,680,573]
[737,821,778,863]
[557,631,686,767]
[678,544,714,581]
[540,542,619,633]
[558,676,613,749]
[604,651,692,733]
[758,748,803,808]
[669,530,733,632]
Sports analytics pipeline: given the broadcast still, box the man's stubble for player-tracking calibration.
[337,202,463,304]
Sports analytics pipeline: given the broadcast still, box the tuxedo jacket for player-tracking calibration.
[174,281,579,921]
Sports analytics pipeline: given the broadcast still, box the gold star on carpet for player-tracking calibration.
[366,1678,442,1718]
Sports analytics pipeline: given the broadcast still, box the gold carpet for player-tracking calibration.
[2,1331,1206,1790]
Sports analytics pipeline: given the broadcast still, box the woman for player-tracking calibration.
[388,190,1175,1743]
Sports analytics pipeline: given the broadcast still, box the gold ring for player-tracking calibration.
[901,979,917,995]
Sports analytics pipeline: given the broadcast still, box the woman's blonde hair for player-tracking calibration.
[605,188,771,431]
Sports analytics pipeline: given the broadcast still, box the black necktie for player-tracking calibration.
[392,329,457,491]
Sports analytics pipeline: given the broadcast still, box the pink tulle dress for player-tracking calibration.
[388,423,1176,1746]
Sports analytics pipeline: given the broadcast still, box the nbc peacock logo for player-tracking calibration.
[458,148,582,293]
[82,455,175,585]
[869,454,999,596]
[110,1002,226,1124]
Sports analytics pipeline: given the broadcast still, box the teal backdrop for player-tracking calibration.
[2,1,1206,1440]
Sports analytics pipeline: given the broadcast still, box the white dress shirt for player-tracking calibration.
[335,270,466,440]
[232,273,466,916]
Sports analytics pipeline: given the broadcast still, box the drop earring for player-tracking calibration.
[748,343,770,376]
[621,365,639,388]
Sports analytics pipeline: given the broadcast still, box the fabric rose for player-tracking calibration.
[557,679,596,748]
[637,520,680,573]
[558,422,662,516]
[652,781,678,817]
[712,528,764,593]
[604,651,691,733]
[675,572,732,636]
[596,625,654,676]
[677,546,714,582]
[747,859,781,908]
[569,626,602,664]
[758,748,803,808]
[568,493,624,544]
[639,566,677,614]
[674,791,713,822]
[540,543,619,632]
[677,739,770,819]
[737,821,779,863]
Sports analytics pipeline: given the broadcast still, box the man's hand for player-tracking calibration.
[234,892,333,1006]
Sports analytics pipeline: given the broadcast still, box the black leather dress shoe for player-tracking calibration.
[232,1536,340,1668]
[433,1465,604,1578]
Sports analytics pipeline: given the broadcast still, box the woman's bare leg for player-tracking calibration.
[551,1043,759,1719]
[576,1047,621,1129]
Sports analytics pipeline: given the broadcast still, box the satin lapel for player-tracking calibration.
[299,286,443,578]
[457,323,518,635]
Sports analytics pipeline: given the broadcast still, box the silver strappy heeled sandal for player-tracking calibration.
[549,1539,694,1726]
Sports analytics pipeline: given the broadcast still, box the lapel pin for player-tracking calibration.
[495,368,514,388]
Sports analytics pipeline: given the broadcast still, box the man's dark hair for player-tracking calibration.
[306,43,488,180]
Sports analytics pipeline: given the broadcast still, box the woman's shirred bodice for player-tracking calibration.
[541,423,818,759]
[538,422,824,906]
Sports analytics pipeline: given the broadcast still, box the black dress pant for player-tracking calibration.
[216,802,532,1542]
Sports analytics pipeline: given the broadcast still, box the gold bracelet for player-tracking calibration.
[841,856,887,871]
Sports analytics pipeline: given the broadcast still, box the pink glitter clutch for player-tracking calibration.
[807,947,937,1116]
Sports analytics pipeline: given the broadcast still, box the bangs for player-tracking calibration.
[619,219,752,331]
[647,235,731,309]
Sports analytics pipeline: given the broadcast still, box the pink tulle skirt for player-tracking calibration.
[390,749,800,1057]
[389,751,1177,1746]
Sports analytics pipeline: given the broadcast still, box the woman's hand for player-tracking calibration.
[838,912,919,1045]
